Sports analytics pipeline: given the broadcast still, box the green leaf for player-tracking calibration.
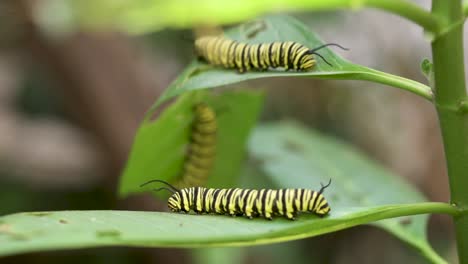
[0,121,458,260]
[247,121,447,264]
[157,15,432,105]
[0,203,456,258]
[119,89,264,197]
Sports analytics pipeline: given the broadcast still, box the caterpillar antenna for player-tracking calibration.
[307,43,349,67]
[311,52,332,67]
[152,187,176,194]
[309,43,349,53]
[319,178,332,194]
[140,179,180,192]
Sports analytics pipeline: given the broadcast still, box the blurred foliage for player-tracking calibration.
[36,0,354,35]
[15,70,66,120]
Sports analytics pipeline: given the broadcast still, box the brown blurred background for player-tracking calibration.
[0,0,466,263]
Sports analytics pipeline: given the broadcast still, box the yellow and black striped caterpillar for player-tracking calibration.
[175,103,217,188]
[141,179,332,220]
[194,36,347,73]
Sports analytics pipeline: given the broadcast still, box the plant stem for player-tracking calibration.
[365,0,440,33]
[299,0,440,33]
[355,67,434,101]
[431,1,468,263]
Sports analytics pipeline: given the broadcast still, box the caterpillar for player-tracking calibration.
[194,36,347,73]
[140,179,332,220]
[174,103,217,188]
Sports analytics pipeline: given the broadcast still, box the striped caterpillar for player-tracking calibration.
[194,36,347,73]
[175,103,217,188]
[141,179,332,220]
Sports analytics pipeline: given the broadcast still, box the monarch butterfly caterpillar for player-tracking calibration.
[174,103,217,188]
[140,179,332,220]
[194,36,347,73]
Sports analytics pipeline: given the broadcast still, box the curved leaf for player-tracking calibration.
[0,121,459,262]
[0,203,456,258]
[16,92,440,261]
[156,15,432,107]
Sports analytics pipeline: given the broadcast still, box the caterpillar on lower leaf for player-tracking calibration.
[194,36,347,73]
[174,103,217,188]
[141,179,332,220]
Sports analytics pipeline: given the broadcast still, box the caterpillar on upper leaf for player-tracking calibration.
[194,36,347,73]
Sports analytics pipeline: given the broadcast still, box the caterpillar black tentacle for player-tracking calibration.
[141,179,332,220]
[194,36,347,73]
[319,178,332,194]
[175,103,217,188]
[140,179,179,193]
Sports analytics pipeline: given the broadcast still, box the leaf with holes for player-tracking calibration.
[119,89,264,198]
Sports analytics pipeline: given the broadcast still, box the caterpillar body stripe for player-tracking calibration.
[175,103,217,188]
[141,179,332,220]
[194,36,347,73]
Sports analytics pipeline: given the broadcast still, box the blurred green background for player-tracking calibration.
[0,0,463,263]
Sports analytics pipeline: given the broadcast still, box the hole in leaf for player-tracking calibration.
[283,139,305,154]
[96,229,121,238]
[399,217,412,226]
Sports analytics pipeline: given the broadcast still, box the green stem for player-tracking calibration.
[298,0,440,33]
[431,1,468,264]
[360,68,434,101]
[365,0,440,33]
[419,244,448,264]
[325,67,434,101]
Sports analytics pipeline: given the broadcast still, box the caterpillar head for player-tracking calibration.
[311,179,332,216]
[298,54,316,71]
[168,192,184,212]
[139,179,189,213]
[312,194,331,216]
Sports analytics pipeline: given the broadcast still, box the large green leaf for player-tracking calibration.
[0,203,455,258]
[156,15,432,106]
[247,121,447,263]
[119,90,264,197]
[0,121,458,262]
